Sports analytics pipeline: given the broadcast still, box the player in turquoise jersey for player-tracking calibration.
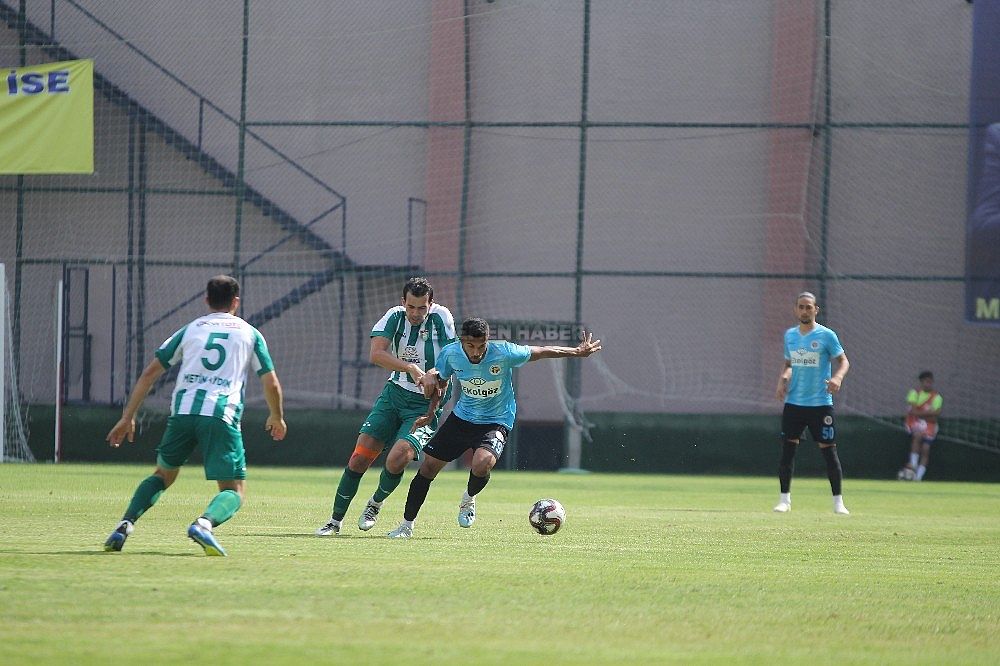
[103,276,286,556]
[774,292,850,515]
[315,277,456,536]
[387,317,602,538]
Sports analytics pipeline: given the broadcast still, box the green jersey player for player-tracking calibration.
[104,276,286,556]
[315,277,456,536]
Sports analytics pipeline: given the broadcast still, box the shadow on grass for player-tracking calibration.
[240,533,443,541]
[0,549,199,557]
[240,532,340,538]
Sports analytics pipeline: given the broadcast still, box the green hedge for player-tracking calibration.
[24,405,1000,481]
[584,412,1000,481]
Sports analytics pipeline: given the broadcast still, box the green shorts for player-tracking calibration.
[156,414,247,480]
[359,382,446,459]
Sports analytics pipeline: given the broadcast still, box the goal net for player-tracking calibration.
[1,264,34,462]
[1,0,996,462]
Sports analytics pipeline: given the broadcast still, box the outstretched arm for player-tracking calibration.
[106,359,166,447]
[528,331,602,362]
[260,371,287,440]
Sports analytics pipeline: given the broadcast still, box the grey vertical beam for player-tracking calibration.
[136,123,148,365]
[337,202,347,408]
[125,112,136,395]
[456,0,473,317]
[819,0,832,307]
[233,0,251,290]
[110,264,116,403]
[569,0,592,401]
[354,273,365,404]
[12,0,27,398]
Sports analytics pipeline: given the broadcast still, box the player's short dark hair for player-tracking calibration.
[461,317,489,339]
[207,275,240,310]
[918,370,934,381]
[403,277,433,301]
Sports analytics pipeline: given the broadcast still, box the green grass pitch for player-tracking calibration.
[1,464,998,665]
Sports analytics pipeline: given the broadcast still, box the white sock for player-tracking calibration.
[461,491,473,503]
[369,497,383,507]
[401,519,414,529]
[196,517,213,531]
[779,492,791,505]
[329,517,342,526]
[909,453,919,468]
[916,465,926,480]
[833,494,845,508]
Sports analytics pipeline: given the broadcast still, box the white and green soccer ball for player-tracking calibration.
[897,467,916,481]
[529,498,566,535]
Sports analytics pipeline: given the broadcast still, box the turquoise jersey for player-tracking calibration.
[436,340,532,429]
[783,324,845,407]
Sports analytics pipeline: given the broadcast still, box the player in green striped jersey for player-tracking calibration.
[103,276,286,556]
[315,277,456,536]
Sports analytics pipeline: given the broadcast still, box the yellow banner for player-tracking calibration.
[0,59,94,174]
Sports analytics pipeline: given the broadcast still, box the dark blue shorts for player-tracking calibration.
[781,404,836,445]
[423,413,509,462]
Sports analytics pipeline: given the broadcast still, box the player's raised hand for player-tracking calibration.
[575,331,602,357]
[106,416,135,448]
[266,415,287,441]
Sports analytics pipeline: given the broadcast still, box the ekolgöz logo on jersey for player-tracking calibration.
[459,376,502,399]
[790,348,820,367]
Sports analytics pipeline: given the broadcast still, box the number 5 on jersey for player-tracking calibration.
[201,332,229,371]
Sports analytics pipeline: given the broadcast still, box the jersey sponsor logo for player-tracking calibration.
[400,345,420,362]
[459,377,502,399]
[197,320,241,328]
[790,349,820,367]
[489,365,502,375]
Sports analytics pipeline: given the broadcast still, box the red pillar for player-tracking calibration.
[761,0,817,400]
[424,0,467,309]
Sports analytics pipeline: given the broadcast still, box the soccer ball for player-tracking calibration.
[897,467,915,481]
[528,498,566,535]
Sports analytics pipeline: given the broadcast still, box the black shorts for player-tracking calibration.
[781,404,836,445]
[423,413,509,463]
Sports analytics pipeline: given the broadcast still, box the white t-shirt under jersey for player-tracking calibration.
[155,312,274,427]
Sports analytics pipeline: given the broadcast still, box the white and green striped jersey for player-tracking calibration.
[155,312,274,427]
[372,303,456,394]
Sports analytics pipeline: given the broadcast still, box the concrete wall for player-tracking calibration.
[3,2,997,449]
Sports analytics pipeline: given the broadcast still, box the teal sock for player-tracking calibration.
[332,468,364,520]
[372,468,404,503]
[124,475,166,522]
[202,489,242,527]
